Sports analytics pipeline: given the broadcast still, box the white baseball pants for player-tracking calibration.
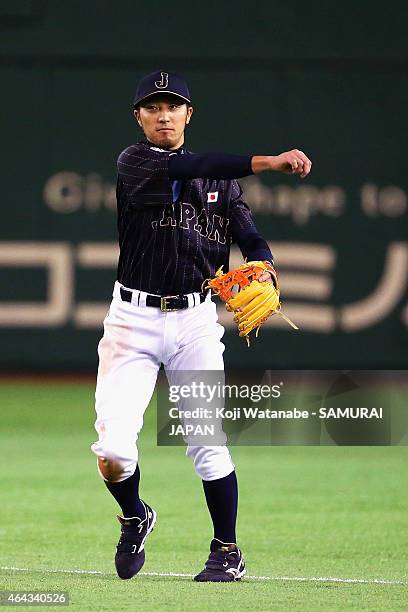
[91,282,235,482]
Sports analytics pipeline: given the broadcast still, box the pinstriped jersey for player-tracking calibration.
[116,140,258,294]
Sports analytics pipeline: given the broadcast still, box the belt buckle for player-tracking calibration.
[160,295,179,312]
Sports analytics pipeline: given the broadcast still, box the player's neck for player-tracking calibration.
[145,136,185,151]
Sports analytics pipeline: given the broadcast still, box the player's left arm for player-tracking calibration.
[229,181,275,284]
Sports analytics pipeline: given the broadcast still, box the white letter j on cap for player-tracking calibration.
[155,72,169,89]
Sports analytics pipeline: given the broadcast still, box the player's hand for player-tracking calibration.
[252,150,312,178]
[259,270,273,283]
[269,150,312,178]
[258,263,278,288]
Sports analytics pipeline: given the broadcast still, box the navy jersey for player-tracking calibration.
[116,141,261,294]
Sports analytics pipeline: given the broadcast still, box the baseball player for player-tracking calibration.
[91,70,311,582]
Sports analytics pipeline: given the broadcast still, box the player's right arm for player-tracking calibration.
[117,144,312,199]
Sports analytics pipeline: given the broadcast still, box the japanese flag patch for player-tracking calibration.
[207,191,218,203]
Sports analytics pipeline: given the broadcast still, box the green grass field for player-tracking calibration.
[1,381,407,610]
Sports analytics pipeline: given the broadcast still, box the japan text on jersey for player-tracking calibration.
[115,141,256,295]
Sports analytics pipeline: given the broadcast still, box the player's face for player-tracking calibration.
[135,95,193,150]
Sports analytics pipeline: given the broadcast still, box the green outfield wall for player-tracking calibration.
[1,1,407,370]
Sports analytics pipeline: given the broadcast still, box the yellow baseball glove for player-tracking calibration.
[204,260,298,345]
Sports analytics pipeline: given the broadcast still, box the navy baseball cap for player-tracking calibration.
[133,70,191,107]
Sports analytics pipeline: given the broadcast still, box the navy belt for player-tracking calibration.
[119,287,207,312]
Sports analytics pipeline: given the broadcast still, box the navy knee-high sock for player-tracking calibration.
[202,471,238,544]
[104,464,146,519]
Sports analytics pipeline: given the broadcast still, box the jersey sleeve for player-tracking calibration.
[229,180,274,263]
[168,152,253,179]
[117,144,173,207]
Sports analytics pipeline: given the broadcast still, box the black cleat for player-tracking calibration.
[114,501,157,579]
[194,538,246,582]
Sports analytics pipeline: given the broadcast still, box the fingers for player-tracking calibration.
[296,149,312,178]
[288,149,312,178]
[259,271,273,283]
[289,158,300,173]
